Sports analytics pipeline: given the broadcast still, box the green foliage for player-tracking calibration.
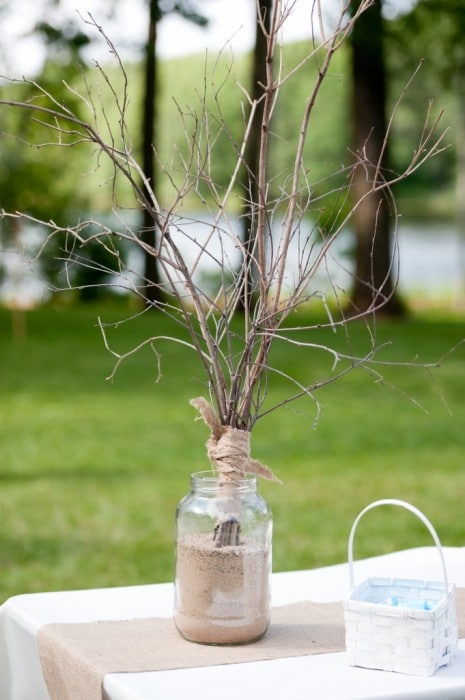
[0,56,94,233]
[0,302,464,599]
[0,33,457,226]
[72,237,127,301]
[387,0,465,89]
[155,42,351,214]
[152,37,455,218]
[270,42,351,225]
[386,1,460,199]
[0,85,78,228]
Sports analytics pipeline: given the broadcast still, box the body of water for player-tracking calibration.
[396,222,464,300]
[1,219,464,308]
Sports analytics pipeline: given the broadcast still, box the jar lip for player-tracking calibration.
[190,470,257,489]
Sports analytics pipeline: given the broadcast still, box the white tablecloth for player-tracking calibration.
[1,546,465,700]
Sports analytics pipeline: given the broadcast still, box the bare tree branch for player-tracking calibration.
[0,1,451,438]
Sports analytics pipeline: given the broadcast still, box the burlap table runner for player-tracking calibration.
[38,588,465,700]
[38,600,344,700]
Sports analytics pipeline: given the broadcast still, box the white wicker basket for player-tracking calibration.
[344,499,457,676]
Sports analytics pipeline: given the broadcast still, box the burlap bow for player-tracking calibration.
[190,397,280,482]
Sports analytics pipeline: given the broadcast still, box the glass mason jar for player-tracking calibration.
[174,470,272,645]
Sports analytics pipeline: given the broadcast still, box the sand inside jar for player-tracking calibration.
[175,532,270,644]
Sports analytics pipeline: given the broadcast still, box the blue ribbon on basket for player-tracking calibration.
[382,596,437,611]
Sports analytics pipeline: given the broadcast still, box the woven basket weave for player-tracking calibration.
[344,499,457,676]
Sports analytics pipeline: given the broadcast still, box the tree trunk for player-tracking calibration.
[349,0,405,316]
[140,0,164,308]
[238,0,272,313]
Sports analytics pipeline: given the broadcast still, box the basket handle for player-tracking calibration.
[348,499,449,591]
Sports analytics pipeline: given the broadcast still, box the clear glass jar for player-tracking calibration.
[174,470,272,645]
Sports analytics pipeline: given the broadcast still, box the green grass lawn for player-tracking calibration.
[0,300,464,603]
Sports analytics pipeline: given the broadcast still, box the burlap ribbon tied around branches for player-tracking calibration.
[190,397,280,482]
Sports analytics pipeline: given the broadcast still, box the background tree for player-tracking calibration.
[140,0,163,307]
[0,0,210,309]
[388,0,465,295]
[238,0,273,312]
[0,18,94,335]
[139,0,208,309]
[349,0,405,316]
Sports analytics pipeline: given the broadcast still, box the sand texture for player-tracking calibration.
[175,532,270,644]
